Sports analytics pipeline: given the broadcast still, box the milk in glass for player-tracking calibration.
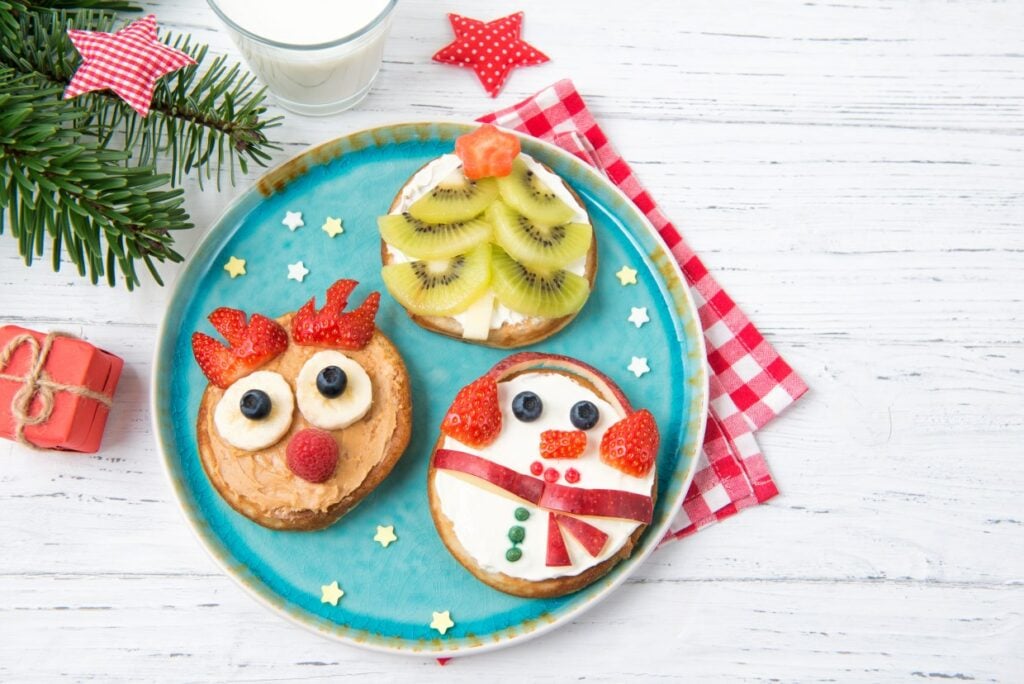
[208,0,396,115]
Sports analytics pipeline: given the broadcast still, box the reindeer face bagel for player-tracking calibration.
[428,352,661,598]
[190,279,412,531]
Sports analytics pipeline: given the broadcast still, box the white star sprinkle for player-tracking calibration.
[287,261,309,282]
[627,356,650,378]
[282,211,304,231]
[628,307,650,328]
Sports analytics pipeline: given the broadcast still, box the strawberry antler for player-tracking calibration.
[191,309,289,389]
[291,279,380,349]
[207,308,248,347]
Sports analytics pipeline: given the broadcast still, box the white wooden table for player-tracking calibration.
[2,0,1022,681]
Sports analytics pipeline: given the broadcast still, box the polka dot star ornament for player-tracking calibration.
[64,15,195,117]
[432,12,549,97]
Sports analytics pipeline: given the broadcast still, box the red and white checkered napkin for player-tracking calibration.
[480,80,808,539]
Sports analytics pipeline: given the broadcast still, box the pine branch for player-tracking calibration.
[0,67,192,289]
[29,0,140,11]
[1,7,282,187]
[0,1,282,288]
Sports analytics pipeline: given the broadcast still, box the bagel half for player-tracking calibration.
[195,313,412,531]
[380,156,597,348]
[428,352,658,598]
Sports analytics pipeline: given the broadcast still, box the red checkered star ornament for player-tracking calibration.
[432,12,549,97]
[64,15,195,117]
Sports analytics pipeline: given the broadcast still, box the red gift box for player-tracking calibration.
[0,326,123,453]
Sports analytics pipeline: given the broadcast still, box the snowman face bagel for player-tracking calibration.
[191,279,412,531]
[428,352,661,598]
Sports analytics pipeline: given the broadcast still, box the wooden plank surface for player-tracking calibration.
[1,0,1022,681]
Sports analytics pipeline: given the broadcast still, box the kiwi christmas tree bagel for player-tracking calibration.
[378,125,597,348]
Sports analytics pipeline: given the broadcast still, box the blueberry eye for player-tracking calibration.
[570,400,599,430]
[512,391,543,422]
[239,389,272,420]
[316,365,348,398]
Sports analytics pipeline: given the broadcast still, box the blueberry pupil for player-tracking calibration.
[239,389,271,420]
[316,365,347,398]
[570,400,599,430]
[512,391,543,422]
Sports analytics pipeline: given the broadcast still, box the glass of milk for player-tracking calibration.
[207,0,397,116]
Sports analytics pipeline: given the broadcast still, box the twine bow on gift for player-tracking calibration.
[0,332,113,450]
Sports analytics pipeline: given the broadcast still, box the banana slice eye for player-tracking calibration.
[296,350,373,430]
[214,371,295,451]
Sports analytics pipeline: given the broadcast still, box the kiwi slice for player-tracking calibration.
[407,170,498,223]
[488,200,592,270]
[496,158,576,226]
[490,245,590,319]
[381,243,492,317]
[378,213,492,260]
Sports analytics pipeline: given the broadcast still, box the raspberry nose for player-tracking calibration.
[285,428,340,483]
[539,429,587,459]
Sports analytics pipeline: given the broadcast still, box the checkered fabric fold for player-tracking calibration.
[480,80,808,538]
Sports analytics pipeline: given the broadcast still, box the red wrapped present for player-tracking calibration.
[0,326,123,453]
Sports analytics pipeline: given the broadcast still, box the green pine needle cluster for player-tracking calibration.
[0,0,281,289]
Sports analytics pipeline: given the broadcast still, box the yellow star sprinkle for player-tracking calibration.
[223,256,246,278]
[321,216,344,238]
[430,610,455,635]
[374,525,398,548]
[320,581,344,606]
[616,265,638,286]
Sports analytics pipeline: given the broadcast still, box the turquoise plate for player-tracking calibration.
[152,122,707,656]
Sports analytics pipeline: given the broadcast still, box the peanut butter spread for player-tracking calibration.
[197,314,405,517]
